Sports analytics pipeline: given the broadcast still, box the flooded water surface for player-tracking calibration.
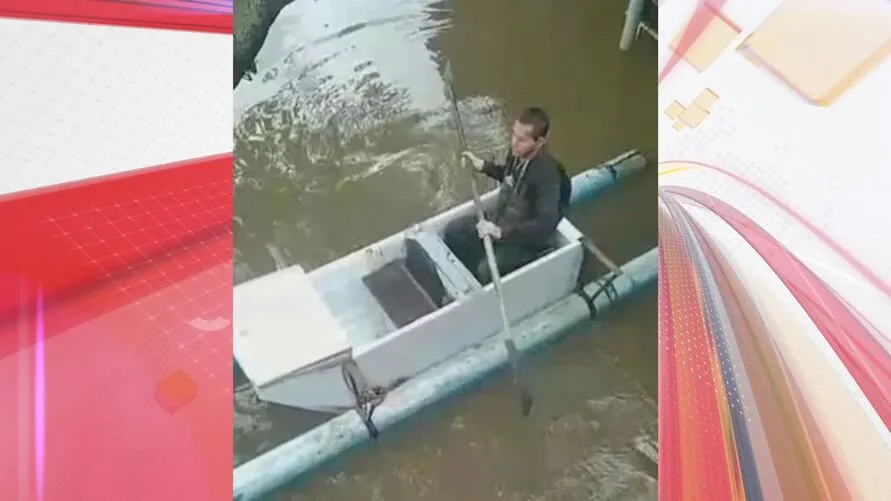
[233,0,657,498]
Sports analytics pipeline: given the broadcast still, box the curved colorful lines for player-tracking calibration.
[658,165,693,177]
[658,160,891,304]
[669,197,759,500]
[659,193,855,500]
[663,186,891,429]
[686,208,844,501]
[673,200,761,500]
[0,0,232,33]
[659,202,741,501]
[659,158,891,400]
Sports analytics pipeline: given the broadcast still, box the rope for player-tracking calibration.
[341,361,387,440]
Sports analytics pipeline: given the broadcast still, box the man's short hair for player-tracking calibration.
[517,107,550,139]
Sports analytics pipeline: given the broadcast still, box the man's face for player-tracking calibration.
[509,121,542,158]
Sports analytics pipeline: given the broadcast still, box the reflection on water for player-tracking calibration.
[233,0,657,497]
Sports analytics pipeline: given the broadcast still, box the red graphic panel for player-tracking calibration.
[0,156,233,501]
[0,0,232,34]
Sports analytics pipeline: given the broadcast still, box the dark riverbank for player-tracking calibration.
[234,0,295,87]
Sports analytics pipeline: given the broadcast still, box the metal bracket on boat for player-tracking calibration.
[575,273,620,320]
[575,237,623,320]
[341,361,387,440]
[574,284,597,320]
[592,272,621,304]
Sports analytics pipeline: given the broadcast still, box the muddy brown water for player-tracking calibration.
[233,0,657,498]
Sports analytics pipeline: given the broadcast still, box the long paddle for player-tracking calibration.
[442,62,533,416]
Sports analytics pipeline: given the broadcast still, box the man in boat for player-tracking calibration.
[444,107,572,284]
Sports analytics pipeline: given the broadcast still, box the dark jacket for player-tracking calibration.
[480,151,571,250]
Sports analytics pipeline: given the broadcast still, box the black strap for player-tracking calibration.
[573,243,598,319]
[341,363,385,440]
[592,273,621,304]
[573,237,621,320]
[575,285,598,320]
[575,272,621,320]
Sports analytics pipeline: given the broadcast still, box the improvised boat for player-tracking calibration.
[233,150,646,413]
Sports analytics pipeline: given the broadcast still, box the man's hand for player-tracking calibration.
[461,151,485,171]
[476,219,502,240]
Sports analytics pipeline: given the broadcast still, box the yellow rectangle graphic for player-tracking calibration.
[738,0,891,106]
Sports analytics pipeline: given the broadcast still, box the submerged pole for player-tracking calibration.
[620,0,647,51]
[234,247,658,500]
